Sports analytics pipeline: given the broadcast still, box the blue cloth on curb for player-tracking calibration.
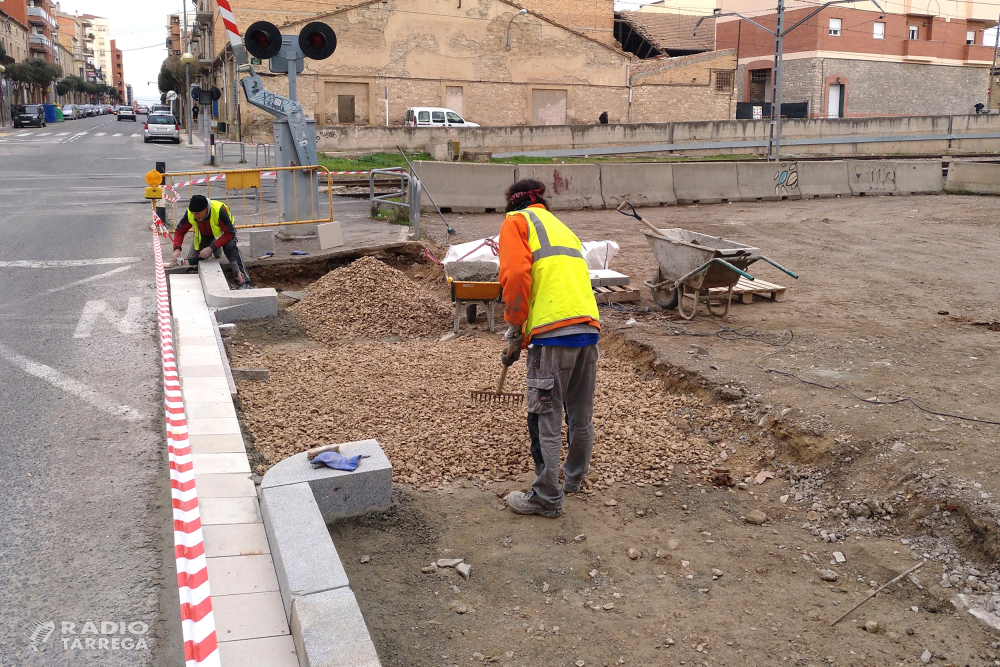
[311,451,363,471]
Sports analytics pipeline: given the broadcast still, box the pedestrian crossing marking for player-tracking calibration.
[113,133,123,137]
[38,132,51,136]
[131,134,140,138]
[95,132,106,136]
[17,132,30,137]
[56,132,69,136]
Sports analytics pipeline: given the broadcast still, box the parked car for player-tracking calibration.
[13,104,46,128]
[79,104,92,117]
[61,104,78,120]
[143,114,179,143]
[117,106,137,121]
[150,104,171,115]
[136,104,149,115]
[404,107,479,128]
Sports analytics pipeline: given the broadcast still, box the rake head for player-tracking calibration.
[470,390,524,407]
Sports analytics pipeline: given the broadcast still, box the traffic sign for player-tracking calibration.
[166,91,177,101]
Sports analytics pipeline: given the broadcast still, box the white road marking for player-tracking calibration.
[0,257,141,268]
[0,341,145,421]
[17,132,31,137]
[38,132,51,136]
[130,134,140,138]
[43,265,135,297]
[73,297,143,338]
[95,132,106,136]
[56,132,69,136]
[113,133,123,137]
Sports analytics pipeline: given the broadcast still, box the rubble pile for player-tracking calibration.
[289,256,452,341]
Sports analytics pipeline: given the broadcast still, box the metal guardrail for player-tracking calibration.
[162,165,335,230]
[369,167,421,236]
[492,131,1000,159]
[216,142,274,167]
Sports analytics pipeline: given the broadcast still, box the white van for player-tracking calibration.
[405,107,479,128]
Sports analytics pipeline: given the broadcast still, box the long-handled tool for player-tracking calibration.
[617,201,671,239]
[397,146,456,235]
[471,341,525,407]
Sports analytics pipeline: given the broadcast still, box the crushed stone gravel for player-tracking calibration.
[235,336,737,487]
[288,256,452,342]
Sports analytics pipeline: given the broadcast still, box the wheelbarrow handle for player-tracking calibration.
[649,257,756,295]
[749,255,799,279]
[709,257,756,282]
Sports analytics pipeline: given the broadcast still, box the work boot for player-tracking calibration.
[505,491,561,518]
[563,480,581,494]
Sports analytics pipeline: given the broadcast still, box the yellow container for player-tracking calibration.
[449,278,502,301]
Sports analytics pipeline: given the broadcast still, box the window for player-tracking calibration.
[715,70,734,92]
[967,30,976,45]
[829,18,842,36]
[446,112,465,123]
[431,111,446,123]
[909,25,918,39]
[417,111,430,122]
[873,22,885,39]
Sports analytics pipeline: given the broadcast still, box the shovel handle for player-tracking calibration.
[616,200,668,238]
[496,341,518,394]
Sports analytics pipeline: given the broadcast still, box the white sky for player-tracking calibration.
[58,0,188,103]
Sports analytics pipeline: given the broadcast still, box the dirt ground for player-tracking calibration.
[231,192,1000,667]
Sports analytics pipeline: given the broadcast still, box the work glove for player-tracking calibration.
[505,325,524,346]
[501,344,521,367]
[502,326,523,367]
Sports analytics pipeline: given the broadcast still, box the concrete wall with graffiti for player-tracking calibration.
[413,159,945,211]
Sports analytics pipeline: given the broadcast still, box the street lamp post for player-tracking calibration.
[506,8,528,50]
[181,52,196,146]
[0,65,6,128]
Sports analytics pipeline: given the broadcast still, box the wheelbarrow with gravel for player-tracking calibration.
[444,260,503,334]
[616,201,797,319]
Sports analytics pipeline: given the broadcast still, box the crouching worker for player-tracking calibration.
[171,194,253,289]
[498,179,601,519]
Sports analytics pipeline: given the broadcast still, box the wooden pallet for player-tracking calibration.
[593,285,641,303]
[705,277,786,304]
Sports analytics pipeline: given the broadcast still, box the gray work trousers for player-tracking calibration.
[525,344,599,510]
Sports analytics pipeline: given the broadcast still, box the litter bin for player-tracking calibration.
[42,103,60,123]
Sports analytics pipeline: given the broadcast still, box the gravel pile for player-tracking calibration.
[289,256,452,342]
[235,336,735,488]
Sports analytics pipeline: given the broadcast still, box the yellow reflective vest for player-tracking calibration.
[186,199,232,250]
[508,207,600,340]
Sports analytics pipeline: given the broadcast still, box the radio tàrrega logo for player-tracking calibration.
[25,620,56,651]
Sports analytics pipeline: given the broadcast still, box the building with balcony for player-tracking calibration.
[715,4,998,117]
[166,14,182,57]
[81,13,109,78]
[26,0,59,64]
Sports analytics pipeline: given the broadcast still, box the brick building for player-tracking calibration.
[196,0,736,137]
[716,4,997,117]
[166,14,182,57]
[0,2,29,64]
[26,0,59,65]
[110,38,123,100]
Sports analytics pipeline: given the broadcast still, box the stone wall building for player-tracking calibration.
[716,5,997,117]
[197,0,736,139]
[0,3,30,65]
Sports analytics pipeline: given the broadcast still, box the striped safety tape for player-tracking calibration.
[152,206,221,667]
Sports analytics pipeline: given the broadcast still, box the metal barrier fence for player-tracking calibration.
[369,167,421,237]
[216,142,274,167]
[162,165,335,230]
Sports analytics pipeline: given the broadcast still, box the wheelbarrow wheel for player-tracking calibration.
[466,304,478,324]
[649,270,680,311]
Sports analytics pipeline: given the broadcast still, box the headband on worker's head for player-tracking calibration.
[509,188,544,205]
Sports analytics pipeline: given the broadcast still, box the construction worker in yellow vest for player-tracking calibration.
[171,195,253,289]
[498,178,600,518]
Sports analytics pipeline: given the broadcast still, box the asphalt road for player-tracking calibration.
[0,114,205,666]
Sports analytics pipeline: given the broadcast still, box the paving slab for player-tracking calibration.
[177,364,226,378]
[202,523,271,558]
[214,591,289,643]
[187,417,241,436]
[182,388,233,403]
[185,402,238,420]
[206,554,280,596]
[199,497,262,525]
[194,473,256,498]
[189,433,247,454]
[217,634,298,667]
[193,452,252,474]
[181,376,232,391]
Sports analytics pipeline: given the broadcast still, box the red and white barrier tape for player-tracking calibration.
[152,208,220,667]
